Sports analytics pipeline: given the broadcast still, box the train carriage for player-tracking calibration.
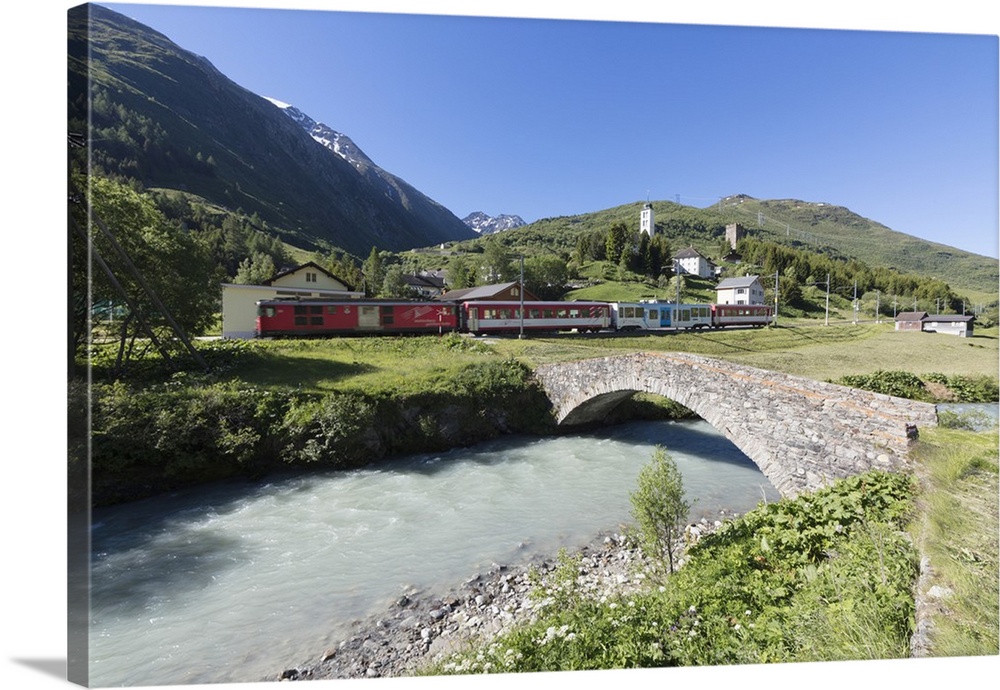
[710,303,773,328]
[462,300,611,335]
[256,299,459,337]
[612,302,662,330]
[613,302,713,330]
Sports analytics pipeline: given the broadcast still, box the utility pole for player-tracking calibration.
[852,280,858,324]
[825,273,830,326]
[673,259,681,305]
[875,290,880,324]
[518,254,525,339]
[773,271,779,327]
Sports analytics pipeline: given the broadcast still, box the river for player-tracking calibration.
[87,418,781,686]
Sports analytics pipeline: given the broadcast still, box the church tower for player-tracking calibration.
[640,202,655,236]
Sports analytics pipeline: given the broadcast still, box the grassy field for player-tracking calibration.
[218,322,998,395]
[486,322,999,380]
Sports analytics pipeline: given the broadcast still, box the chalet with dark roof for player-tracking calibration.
[436,281,539,303]
[896,311,975,337]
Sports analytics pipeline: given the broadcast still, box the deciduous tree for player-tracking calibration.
[630,446,691,575]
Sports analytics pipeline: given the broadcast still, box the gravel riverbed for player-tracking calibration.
[270,513,733,682]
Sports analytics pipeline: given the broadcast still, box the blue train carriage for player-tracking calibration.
[611,302,661,330]
[669,303,714,330]
[611,301,713,331]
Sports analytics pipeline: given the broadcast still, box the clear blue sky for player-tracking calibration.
[93,2,998,259]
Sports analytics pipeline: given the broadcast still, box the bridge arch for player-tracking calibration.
[533,352,938,497]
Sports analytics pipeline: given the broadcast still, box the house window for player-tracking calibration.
[305,272,317,283]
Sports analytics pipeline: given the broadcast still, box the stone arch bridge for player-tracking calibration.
[533,352,939,497]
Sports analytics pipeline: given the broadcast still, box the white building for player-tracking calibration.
[715,275,766,305]
[640,202,655,236]
[895,312,975,337]
[221,261,362,338]
[673,246,715,279]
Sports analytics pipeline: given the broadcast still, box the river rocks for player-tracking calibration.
[275,514,745,682]
[275,530,643,681]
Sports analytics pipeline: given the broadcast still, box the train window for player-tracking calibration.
[530,309,541,319]
[257,306,276,318]
[294,305,307,315]
[557,309,569,318]
[310,316,323,326]
[294,316,307,326]
[569,309,580,318]
[310,305,323,314]
[326,306,337,315]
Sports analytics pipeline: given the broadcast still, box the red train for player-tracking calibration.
[255,298,613,337]
[254,297,769,338]
[255,299,459,337]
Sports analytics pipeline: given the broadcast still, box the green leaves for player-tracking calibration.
[435,469,917,674]
[630,447,691,575]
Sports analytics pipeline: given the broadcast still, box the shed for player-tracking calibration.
[894,312,928,332]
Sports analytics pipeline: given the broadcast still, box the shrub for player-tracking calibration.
[630,446,690,575]
[836,370,929,400]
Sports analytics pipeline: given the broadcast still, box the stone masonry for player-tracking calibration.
[534,352,939,497]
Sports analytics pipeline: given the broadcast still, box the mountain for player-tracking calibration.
[454,198,998,297]
[462,211,527,235]
[67,4,477,256]
[715,195,998,296]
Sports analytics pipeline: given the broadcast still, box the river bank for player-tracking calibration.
[272,512,734,682]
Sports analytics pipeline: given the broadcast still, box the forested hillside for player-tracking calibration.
[67,4,475,258]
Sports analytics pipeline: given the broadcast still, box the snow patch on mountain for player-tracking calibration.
[462,211,526,235]
[265,96,374,170]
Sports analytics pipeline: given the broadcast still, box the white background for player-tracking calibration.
[4,1,997,689]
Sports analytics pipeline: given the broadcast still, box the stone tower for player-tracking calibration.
[725,222,745,250]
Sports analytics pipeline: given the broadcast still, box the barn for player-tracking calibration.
[221,262,362,339]
[894,311,975,337]
[920,314,975,337]
[894,311,927,332]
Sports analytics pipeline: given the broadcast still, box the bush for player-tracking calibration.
[433,470,917,673]
[630,447,690,575]
[282,392,381,467]
[925,372,999,402]
[836,370,929,400]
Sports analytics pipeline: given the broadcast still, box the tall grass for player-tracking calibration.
[911,427,999,657]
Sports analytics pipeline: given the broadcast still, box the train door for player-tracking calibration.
[464,304,479,332]
[358,305,380,329]
[660,305,672,328]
